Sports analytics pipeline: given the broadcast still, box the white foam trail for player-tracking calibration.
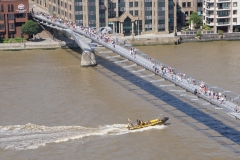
[0,123,166,150]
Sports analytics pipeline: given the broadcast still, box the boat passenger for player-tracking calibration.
[128,118,133,126]
[137,119,140,125]
[140,120,144,125]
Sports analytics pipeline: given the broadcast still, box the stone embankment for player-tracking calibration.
[126,36,180,45]
[179,32,240,43]
[0,40,79,50]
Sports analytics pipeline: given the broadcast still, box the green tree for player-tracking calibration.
[21,20,39,36]
[188,12,203,29]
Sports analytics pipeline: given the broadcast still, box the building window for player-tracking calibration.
[8,33,14,38]
[0,24,4,30]
[129,2,133,7]
[158,20,165,24]
[135,2,138,7]
[0,4,4,12]
[15,13,26,18]
[119,2,125,7]
[233,2,237,7]
[185,11,188,17]
[233,18,237,22]
[65,3,67,8]
[69,13,72,19]
[61,1,62,6]
[8,4,11,12]
[187,2,191,7]
[130,10,133,15]
[190,11,193,15]
[198,2,202,7]
[69,5,71,10]
[8,14,14,20]
[9,23,15,29]
[0,14,4,20]
[135,10,138,16]
[233,10,237,15]
[182,2,186,8]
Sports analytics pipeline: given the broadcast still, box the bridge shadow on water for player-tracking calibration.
[95,54,240,154]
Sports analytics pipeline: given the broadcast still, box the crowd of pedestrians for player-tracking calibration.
[146,57,228,105]
[34,11,116,48]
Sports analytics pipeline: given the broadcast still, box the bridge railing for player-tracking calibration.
[117,41,239,111]
[32,14,240,113]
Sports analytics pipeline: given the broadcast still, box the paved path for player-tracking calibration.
[32,14,240,120]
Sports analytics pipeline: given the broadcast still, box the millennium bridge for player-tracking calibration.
[32,13,240,120]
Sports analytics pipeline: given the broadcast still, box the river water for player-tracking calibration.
[0,41,240,159]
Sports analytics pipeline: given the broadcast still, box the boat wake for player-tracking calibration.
[0,123,166,150]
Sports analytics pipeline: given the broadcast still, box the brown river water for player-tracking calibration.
[0,41,240,160]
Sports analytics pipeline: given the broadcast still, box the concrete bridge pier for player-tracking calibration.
[63,29,96,67]
[81,50,96,67]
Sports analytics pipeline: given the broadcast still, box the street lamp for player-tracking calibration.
[21,32,23,43]
[138,17,139,36]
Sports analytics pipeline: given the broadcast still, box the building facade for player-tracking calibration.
[176,0,203,28]
[0,0,29,39]
[44,0,177,36]
[203,0,240,33]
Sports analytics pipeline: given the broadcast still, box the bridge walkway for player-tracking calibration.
[32,13,240,120]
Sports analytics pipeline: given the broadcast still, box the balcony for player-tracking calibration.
[218,0,230,2]
[206,20,214,26]
[206,14,214,18]
[217,21,230,25]
[217,6,230,10]
[217,14,230,18]
[205,6,214,10]
[15,17,26,23]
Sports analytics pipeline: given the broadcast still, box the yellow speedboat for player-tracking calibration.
[126,117,169,130]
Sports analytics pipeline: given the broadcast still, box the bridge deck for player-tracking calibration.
[32,13,240,120]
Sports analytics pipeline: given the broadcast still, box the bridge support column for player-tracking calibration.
[81,51,96,67]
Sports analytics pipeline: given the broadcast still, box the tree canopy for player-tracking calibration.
[188,12,203,29]
[21,20,39,35]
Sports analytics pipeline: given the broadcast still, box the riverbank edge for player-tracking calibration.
[125,37,180,45]
[1,36,240,50]
[0,40,79,51]
[125,36,240,45]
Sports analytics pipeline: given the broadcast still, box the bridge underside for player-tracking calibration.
[34,17,96,67]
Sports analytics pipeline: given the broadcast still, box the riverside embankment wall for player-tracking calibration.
[0,41,79,50]
[126,37,180,45]
[126,32,240,45]
[179,32,240,42]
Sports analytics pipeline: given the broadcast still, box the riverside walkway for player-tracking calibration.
[32,13,240,120]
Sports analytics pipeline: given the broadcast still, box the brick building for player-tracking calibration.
[0,0,29,39]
